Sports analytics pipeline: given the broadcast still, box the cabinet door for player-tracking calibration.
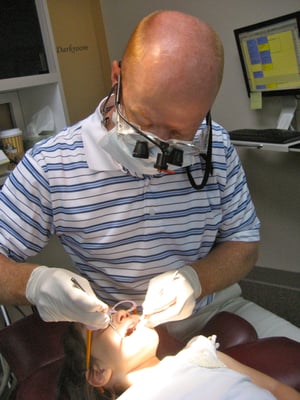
[0,0,49,79]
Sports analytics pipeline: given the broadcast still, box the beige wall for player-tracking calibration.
[47,0,111,124]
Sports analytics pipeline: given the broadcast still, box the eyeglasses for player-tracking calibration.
[116,104,208,155]
[70,278,138,371]
[115,75,210,156]
[85,300,137,371]
[114,73,213,188]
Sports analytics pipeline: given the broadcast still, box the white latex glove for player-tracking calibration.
[26,266,110,329]
[142,266,201,327]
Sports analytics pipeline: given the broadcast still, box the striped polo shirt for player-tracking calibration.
[0,104,260,306]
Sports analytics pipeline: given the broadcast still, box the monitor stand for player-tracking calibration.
[277,96,297,130]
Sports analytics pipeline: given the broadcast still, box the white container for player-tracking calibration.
[0,128,24,165]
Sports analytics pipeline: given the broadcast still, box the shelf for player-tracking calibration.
[289,144,300,153]
[231,139,300,152]
[0,73,60,92]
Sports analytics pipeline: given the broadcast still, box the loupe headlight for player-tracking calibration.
[116,107,209,171]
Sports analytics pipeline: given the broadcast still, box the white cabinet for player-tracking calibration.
[0,0,68,186]
[0,0,68,138]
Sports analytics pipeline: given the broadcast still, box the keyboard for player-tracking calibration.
[229,129,300,144]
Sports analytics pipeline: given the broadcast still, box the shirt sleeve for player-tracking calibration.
[0,152,53,261]
[217,136,260,243]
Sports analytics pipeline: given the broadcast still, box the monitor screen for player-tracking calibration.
[234,11,300,97]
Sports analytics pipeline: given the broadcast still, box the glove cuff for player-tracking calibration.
[25,265,49,304]
[179,265,201,298]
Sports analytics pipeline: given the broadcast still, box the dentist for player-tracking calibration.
[1,10,299,342]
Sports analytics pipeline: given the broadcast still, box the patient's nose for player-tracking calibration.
[115,310,130,322]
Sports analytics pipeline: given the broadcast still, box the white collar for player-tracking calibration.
[81,101,123,172]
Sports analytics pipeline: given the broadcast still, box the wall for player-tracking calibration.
[100,0,300,273]
[47,0,111,124]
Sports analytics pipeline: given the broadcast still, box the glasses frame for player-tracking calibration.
[69,280,137,373]
[115,75,208,153]
[114,73,213,188]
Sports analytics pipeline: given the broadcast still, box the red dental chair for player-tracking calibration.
[0,310,299,399]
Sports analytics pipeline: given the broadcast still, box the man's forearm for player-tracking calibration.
[191,241,259,298]
[0,253,37,305]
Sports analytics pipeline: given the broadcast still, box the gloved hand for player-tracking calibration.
[26,266,110,329]
[142,266,201,327]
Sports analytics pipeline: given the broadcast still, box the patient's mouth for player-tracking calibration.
[124,319,139,337]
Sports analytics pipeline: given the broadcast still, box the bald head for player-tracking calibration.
[121,11,224,114]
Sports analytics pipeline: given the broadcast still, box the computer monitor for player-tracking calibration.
[234,12,300,129]
[234,11,300,97]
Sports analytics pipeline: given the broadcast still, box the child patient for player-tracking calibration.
[57,304,300,400]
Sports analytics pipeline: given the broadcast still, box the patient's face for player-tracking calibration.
[82,310,159,378]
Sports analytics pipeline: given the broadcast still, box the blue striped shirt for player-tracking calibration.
[0,105,260,306]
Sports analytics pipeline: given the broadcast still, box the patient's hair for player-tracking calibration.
[56,324,117,400]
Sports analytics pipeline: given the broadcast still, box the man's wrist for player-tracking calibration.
[25,265,49,303]
[179,265,201,298]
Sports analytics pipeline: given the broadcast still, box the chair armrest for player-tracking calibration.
[156,325,184,358]
[0,312,69,382]
[156,311,258,357]
[198,311,258,351]
[14,358,65,400]
[225,337,300,391]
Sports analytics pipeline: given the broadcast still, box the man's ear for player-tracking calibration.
[85,367,112,388]
[111,60,121,85]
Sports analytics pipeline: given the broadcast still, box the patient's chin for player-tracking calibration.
[118,324,159,374]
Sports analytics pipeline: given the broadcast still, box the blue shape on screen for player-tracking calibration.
[253,70,264,78]
[257,36,268,45]
[247,39,261,64]
[260,50,272,64]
